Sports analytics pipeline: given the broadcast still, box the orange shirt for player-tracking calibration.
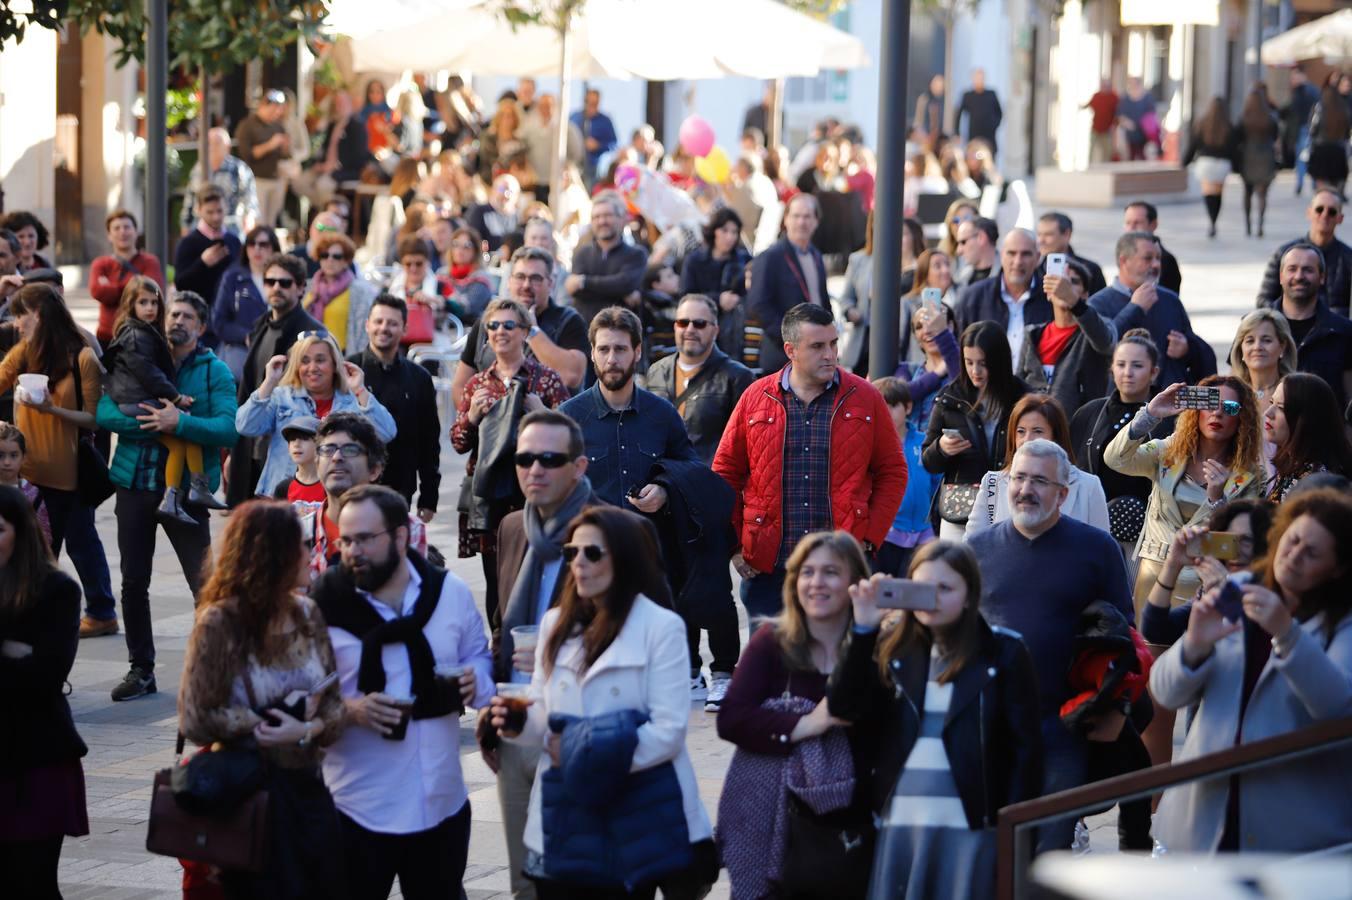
[0,345,102,491]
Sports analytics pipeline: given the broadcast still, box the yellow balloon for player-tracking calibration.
[695,146,731,184]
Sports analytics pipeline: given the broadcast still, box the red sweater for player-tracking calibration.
[89,252,166,343]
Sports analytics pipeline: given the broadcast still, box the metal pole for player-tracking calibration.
[869,0,909,379]
[1250,0,1263,89]
[145,0,169,266]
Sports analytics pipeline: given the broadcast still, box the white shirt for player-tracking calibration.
[1000,276,1032,361]
[323,559,494,834]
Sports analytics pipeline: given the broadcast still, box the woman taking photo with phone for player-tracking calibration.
[1150,489,1352,854]
[1104,374,1265,615]
[0,485,87,897]
[178,499,347,899]
[1262,373,1352,503]
[235,332,396,498]
[828,541,1042,900]
[923,321,1029,541]
[716,531,873,900]
[489,506,713,899]
[898,250,956,365]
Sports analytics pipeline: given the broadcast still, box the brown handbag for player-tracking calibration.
[146,767,269,872]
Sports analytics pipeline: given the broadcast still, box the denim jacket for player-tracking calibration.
[235,384,396,496]
[558,385,698,506]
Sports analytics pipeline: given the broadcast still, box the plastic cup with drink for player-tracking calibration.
[510,625,539,676]
[494,682,532,735]
[434,664,467,714]
[16,373,49,405]
[383,694,415,741]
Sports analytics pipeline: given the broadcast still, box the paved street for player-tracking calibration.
[52,172,1312,898]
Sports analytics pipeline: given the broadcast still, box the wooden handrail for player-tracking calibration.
[995,715,1352,900]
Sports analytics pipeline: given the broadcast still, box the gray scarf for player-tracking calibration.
[499,474,593,677]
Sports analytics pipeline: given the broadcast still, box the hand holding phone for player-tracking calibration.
[875,578,939,611]
[1187,531,1240,562]
[1045,252,1067,277]
[1176,386,1222,411]
[1214,574,1249,622]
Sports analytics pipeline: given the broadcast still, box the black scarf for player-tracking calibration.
[311,550,455,719]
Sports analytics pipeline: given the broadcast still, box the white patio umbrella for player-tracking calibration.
[1260,8,1352,66]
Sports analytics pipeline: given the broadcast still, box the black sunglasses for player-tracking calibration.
[562,543,607,563]
[486,320,522,331]
[249,240,276,249]
[1314,205,1341,216]
[675,318,711,329]
[263,276,295,288]
[514,451,571,469]
[321,252,349,261]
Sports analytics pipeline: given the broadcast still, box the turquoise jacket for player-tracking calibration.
[96,346,238,492]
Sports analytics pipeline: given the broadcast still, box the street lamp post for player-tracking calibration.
[869,0,909,379]
[145,0,169,266]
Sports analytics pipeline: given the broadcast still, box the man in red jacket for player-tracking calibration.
[89,209,165,347]
[712,303,907,617]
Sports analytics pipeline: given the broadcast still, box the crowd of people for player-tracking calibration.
[2,66,1352,900]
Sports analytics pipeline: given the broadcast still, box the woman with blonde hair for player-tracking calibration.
[938,199,977,258]
[303,232,376,353]
[235,332,396,497]
[1228,308,1297,403]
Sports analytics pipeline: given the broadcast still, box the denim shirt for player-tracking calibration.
[559,385,698,506]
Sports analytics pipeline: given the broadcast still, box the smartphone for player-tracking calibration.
[941,427,963,440]
[1215,572,1252,622]
[1045,252,1068,278]
[310,670,339,694]
[920,287,943,307]
[1176,386,1222,411]
[876,578,939,611]
[1187,532,1240,562]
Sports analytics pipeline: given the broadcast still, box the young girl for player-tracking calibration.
[270,417,325,503]
[829,541,1043,900]
[0,422,51,548]
[103,277,223,523]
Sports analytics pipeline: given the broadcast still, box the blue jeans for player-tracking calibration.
[1037,717,1089,854]
[39,487,117,621]
[1296,125,1312,191]
[740,568,786,622]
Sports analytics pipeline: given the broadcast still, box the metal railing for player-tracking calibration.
[995,716,1352,899]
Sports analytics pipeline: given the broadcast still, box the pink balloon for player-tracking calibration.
[615,164,641,195]
[679,115,715,158]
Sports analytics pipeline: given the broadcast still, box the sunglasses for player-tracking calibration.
[263,276,295,288]
[249,240,276,249]
[562,543,607,563]
[322,252,349,261]
[514,450,571,469]
[296,330,331,342]
[675,318,711,329]
[1221,399,1241,417]
[1314,206,1341,216]
[486,320,522,332]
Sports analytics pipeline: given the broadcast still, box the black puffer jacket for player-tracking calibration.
[647,347,756,465]
[828,619,1043,827]
[921,378,1029,486]
[104,317,179,408]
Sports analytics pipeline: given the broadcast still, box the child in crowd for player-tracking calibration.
[874,377,943,576]
[641,261,681,364]
[103,277,225,523]
[0,422,51,548]
[271,416,325,503]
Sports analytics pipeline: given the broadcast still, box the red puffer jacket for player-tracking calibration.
[712,369,907,573]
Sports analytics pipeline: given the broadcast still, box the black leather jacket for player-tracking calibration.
[828,619,1043,827]
[921,378,1029,486]
[646,346,756,465]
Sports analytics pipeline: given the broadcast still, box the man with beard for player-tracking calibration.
[95,291,238,700]
[226,253,322,505]
[294,413,426,580]
[311,484,491,900]
[967,440,1133,853]
[1260,242,1352,409]
[565,191,648,327]
[451,246,589,407]
[349,295,441,519]
[559,306,698,510]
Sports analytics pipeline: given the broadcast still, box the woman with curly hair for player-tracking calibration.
[178,499,346,899]
[1105,375,1266,618]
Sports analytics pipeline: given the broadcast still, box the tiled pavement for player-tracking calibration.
[53,173,1308,897]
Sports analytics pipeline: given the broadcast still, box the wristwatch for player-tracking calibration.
[526,325,541,341]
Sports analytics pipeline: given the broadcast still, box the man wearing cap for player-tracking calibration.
[272,415,325,503]
[235,89,292,227]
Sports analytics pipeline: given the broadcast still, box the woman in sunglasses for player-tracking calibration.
[490,505,715,898]
[1104,374,1265,620]
[212,225,282,382]
[452,299,569,623]
[302,232,376,354]
[236,332,396,498]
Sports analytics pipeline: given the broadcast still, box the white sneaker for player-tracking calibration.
[704,672,733,712]
[1071,819,1091,855]
[690,674,708,702]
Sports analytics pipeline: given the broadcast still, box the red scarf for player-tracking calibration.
[449,263,475,280]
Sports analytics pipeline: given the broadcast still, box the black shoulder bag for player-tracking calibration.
[70,352,116,508]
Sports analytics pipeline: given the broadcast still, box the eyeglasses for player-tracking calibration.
[1010,474,1064,489]
[675,318,711,330]
[316,442,366,459]
[263,276,295,288]
[450,241,476,251]
[1313,205,1341,216]
[562,543,607,563]
[486,320,522,332]
[514,450,571,469]
[509,273,547,286]
[335,530,390,551]
[322,252,349,261]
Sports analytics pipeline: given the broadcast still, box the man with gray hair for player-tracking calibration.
[967,438,1134,854]
[566,190,648,326]
[953,227,1049,359]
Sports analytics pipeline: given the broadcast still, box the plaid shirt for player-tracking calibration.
[777,368,838,566]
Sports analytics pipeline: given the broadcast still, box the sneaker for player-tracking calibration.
[689,674,708,702]
[1071,819,1091,855]
[79,615,119,638]
[704,672,733,712]
[111,666,157,702]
